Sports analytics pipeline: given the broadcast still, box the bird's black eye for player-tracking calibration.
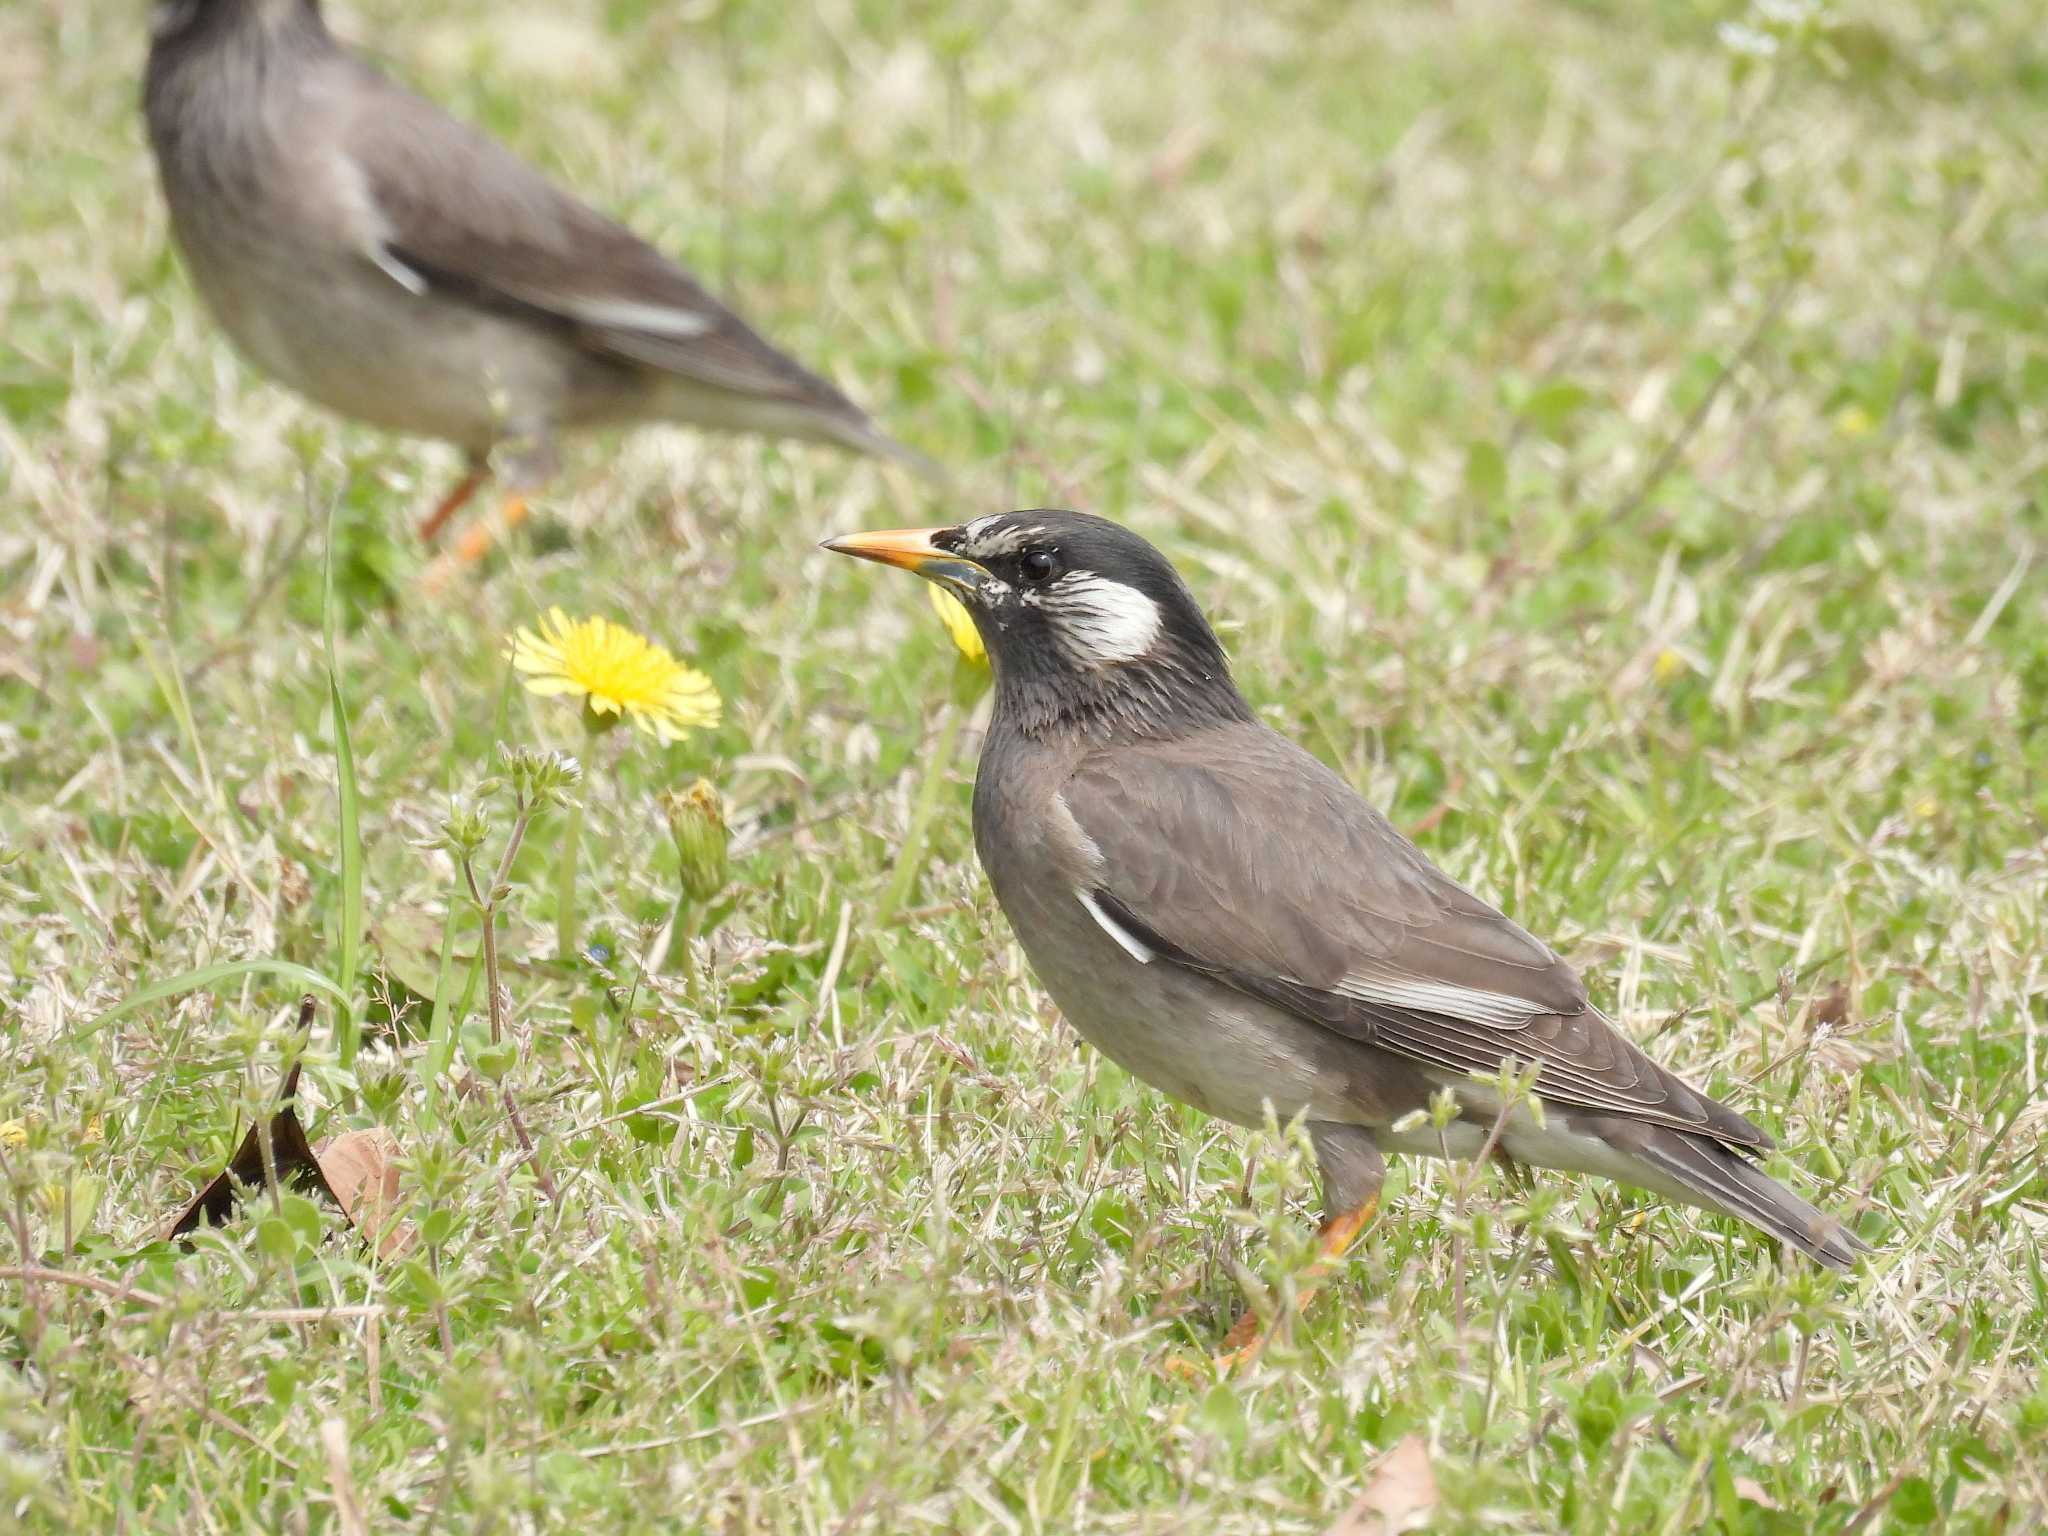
[1018,549,1057,586]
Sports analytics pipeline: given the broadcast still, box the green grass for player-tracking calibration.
[4,0,2048,1528]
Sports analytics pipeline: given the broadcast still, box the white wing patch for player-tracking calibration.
[370,246,429,296]
[563,298,716,338]
[331,149,433,298]
[1076,889,1155,964]
[1048,572,1162,665]
[1333,963,1545,1029]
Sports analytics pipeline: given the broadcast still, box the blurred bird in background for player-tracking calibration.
[143,0,934,575]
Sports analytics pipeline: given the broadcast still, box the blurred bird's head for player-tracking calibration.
[151,0,320,44]
[825,510,1252,740]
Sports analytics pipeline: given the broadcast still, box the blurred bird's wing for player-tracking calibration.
[323,57,895,440]
[1061,723,1769,1149]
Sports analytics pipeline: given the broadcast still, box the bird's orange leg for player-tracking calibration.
[450,492,529,566]
[416,465,487,544]
[1210,1194,1378,1371]
[422,493,529,592]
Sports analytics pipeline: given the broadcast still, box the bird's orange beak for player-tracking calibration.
[822,527,988,589]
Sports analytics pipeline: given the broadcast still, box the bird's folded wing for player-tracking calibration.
[334,65,865,413]
[1062,727,1767,1148]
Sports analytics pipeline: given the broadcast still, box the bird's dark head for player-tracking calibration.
[825,509,1253,740]
[149,0,320,45]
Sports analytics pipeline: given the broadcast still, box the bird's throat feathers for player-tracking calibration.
[990,623,1253,744]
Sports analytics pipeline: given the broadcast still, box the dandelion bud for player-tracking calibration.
[664,779,729,903]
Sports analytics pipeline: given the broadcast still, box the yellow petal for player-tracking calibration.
[503,611,725,740]
[517,675,587,697]
[929,586,986,664]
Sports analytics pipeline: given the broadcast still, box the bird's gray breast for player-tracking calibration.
[970,729,1402,1130]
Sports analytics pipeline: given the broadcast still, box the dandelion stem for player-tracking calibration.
[662,899,699,983]
[555,797,585,963]
[881,702,967,923]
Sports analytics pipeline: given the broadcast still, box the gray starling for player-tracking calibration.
[827,511,1864,1353]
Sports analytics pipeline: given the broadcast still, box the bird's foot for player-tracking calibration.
[423,493,530,591]
[1168,1195,1380,1379]
[416,466,487,544]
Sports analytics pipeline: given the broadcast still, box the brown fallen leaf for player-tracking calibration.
[165,998,413,1256]
[1327,1434,1439,1536]
[313,1128,412,1258]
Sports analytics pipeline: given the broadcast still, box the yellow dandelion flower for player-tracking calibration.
[1651,648,1687,685]
[0,1119,25,1150]
[929,585,987,666]
[508,608,721,743]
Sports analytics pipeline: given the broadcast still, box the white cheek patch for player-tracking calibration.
[1047,573,1163,665]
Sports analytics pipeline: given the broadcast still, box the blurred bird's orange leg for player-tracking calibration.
[1210,1195,1378,1371]
[422,493,529,592]
[451,493,529,565]
[422,431,553,585]
[417,465,487,543]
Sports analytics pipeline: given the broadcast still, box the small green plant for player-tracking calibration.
[450,745,582,1068]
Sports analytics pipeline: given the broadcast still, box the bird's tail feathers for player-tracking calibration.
[822,412,950,486]
[1631,1126,1867,1270]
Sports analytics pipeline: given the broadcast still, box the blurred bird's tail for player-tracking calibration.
[826,414,950,487]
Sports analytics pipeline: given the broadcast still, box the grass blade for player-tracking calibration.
[78,960,347,1039]
[131,620,219,812]
[879,701,968,923]
[324,498,364,1064]
[421,898,467,1096]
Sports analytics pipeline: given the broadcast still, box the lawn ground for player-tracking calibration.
[2,0,2047,1530]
